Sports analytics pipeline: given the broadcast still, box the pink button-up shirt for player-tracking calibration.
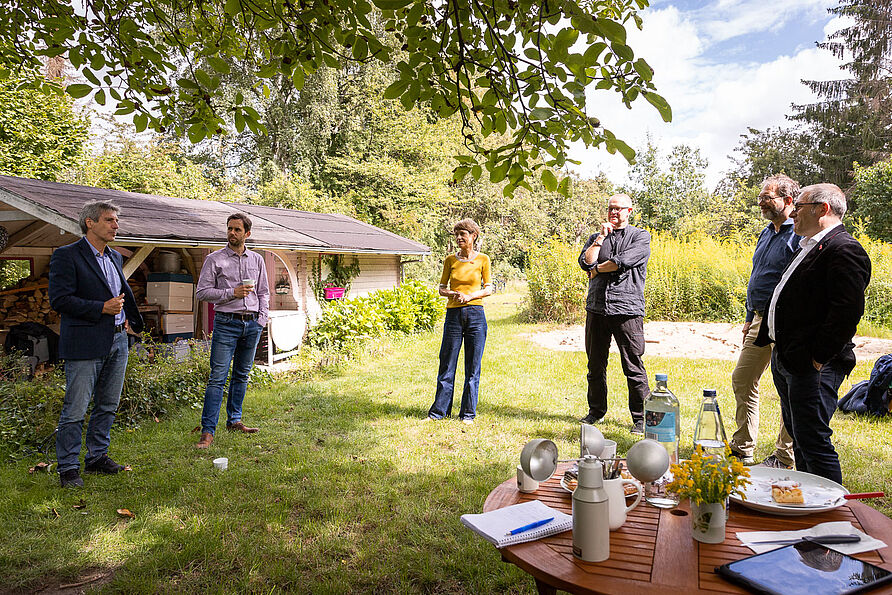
[196,246,269,327]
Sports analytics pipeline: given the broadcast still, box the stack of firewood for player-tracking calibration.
[0,278,59,328]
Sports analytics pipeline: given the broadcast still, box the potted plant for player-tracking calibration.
[311,255,360,302]
[667,444,751,543]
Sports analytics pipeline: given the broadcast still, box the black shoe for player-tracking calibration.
[630,420,644,435]
[85,454,125,474]
[579,413,602,425]
[60,469,84,488]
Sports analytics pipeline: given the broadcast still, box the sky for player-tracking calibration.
[568,0,845,188]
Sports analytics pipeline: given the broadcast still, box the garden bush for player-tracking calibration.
[0,338,214,457]
[859,235,892,330]
[523,237,588,323]
[305,280,444,356]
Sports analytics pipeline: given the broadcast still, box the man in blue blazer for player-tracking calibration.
[49,201,143,488]
[755,184,871,483]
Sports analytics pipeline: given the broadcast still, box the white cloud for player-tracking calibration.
[568,1,845,189]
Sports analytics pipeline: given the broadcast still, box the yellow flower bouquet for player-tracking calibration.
[666,444,751,505]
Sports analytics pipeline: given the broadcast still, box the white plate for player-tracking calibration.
[560,475,576,493]
[730,467,849,516]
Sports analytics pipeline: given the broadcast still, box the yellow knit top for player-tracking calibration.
[440,253,492,308]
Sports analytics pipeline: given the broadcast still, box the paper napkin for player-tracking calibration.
[737,520,887,555]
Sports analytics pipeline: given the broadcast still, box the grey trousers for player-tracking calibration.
[730,314,794,466]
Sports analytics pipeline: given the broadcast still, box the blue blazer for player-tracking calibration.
[49,237,144,360]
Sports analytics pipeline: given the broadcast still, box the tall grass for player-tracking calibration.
[645,232,750,321]
[524,232,892,333]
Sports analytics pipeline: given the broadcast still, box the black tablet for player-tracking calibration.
[715,541,892,595]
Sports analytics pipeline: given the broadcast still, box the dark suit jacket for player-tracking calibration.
[49,237,143,360]
[755,225,871,375]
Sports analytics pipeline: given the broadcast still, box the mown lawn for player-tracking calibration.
[1,289,890,593]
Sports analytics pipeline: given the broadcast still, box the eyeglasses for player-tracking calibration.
[607,206,631,213]
[791,202,824,213]
[757,194,782,203]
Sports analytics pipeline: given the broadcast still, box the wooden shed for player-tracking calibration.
[0,175,430,363]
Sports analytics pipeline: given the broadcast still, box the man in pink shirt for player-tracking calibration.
[194,213,270,448]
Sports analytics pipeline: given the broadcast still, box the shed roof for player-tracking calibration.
[0,175,430,255]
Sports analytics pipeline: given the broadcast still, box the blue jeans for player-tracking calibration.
[770,349,846,483]
[429,306,487,420]
[56,330,129,472]
[200,313,263,435]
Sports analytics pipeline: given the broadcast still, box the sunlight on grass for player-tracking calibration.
[1,285,889,593]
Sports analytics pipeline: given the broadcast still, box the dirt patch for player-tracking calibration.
[524,321,892,362]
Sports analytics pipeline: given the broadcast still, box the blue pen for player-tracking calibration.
[506,517,554,536]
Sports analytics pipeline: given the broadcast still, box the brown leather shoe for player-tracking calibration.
[195,432,214,449]
[227,421,259,433]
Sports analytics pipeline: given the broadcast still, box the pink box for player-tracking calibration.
[323,287,345,299]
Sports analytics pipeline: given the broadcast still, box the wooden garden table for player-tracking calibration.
[483,465,892,594]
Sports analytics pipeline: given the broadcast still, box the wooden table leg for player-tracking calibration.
[534,578,557,595]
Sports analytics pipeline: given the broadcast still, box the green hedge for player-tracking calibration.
[306,280,444,354]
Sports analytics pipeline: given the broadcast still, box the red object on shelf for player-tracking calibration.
[323,287,345,299]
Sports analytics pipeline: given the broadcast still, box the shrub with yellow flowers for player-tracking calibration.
[666,444,751,505]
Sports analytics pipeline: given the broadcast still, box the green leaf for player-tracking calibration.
[553,28,579,55]
[541,168,558,192]
[207,56,231,74]
[583,42,607,65]
[529,107,554,120]
[611,42,634,62]
[593,19,627,45]
[383,80,408,100]
[187,123,206,144]
[613,139,635,162]
[644,92,673,122]
[133,112,148,132]
[372,0,414,10]
[94,89,106,106]
[66,84,91,98]
[558,176,570,196]
[632,58,653,81]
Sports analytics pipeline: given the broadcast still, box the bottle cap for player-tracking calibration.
[655,373,668,382]
[702,388,717,397]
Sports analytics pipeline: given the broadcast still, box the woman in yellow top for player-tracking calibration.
[427,218,493,424]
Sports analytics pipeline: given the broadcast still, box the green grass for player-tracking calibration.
[1,288,890,593]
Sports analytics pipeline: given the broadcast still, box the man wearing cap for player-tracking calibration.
[49,200,143,488]
[195,213,269,448]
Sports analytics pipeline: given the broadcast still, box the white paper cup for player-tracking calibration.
[241,278,256,288]
[213,457,228,471]
[516,464,539,493]
[601,439,617,461]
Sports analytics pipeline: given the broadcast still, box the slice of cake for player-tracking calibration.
[771,480,804,504]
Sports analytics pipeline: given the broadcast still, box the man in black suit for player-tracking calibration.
[49,201,143,488]
[755,184,871,483]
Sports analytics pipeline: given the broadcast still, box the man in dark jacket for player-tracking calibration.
[48,201,143,488]
[578,193,651,433]
[755,183,871,483]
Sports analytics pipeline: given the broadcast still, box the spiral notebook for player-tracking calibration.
[461,500,572,548]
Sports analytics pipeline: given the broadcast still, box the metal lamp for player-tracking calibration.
[519,425,670,484]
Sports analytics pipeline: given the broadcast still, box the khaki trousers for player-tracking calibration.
[730,314,795,466]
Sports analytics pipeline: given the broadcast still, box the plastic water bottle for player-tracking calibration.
[693,388,727,457]
[643,373,680,508]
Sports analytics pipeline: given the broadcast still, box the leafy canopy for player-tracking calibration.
[0,0,670,194]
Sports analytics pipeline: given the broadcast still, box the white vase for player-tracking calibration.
[690,500,726,544]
